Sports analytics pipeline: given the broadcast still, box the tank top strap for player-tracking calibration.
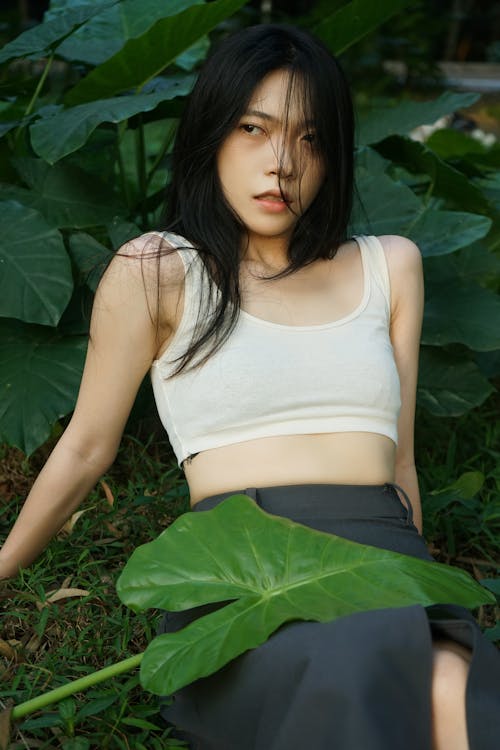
[150,230,208,328]
[354,234,391,314]
[152,230,198,267]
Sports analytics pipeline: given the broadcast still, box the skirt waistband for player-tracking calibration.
[194,483,414,527]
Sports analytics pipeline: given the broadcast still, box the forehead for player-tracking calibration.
[246,69,314,124]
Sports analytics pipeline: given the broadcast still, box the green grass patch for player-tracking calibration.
[1,434,189,748]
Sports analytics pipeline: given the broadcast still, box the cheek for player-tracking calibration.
[311,159,326,190]
[216,151,230,192]
[302,164,325,205]
[217,142,247,193]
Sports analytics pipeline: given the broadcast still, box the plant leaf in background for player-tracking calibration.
[418,347,494,416]
[0,201,73,325]
[0,320,87,454]
[375,135,490,214]
[30,76,194,164]
[68,233,114,292]
[50,0,205,66]
[353,150,491,253]
[352,149,422,235]
[3,159,125,228]
[0,0,498,453]
[424,277,500,351]
[410,211,492,257]
[453,241,500,283]
[427,127,491,159]
[315,0,411,55]
[64,0,248,105]
[117,495,494,695]
[357,91,479,146]
[0,0,118,64]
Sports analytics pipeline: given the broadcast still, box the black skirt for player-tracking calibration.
[158,483,500,750]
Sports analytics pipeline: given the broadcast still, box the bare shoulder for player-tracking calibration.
[376,234,422,275]
[106,231,185,289]
[93,231,186,334]
[376,235,423,317]
[96,232,184,301]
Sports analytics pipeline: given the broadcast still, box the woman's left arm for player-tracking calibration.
[380,235,425,534]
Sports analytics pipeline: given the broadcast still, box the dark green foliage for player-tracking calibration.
[0,0,498,453]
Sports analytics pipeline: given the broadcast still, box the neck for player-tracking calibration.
[241,234,290,272]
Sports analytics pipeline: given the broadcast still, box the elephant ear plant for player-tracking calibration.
[1,0,500,459]
[1,495,495,746]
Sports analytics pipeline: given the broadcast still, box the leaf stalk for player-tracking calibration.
[14,54,54,144]
[135,115,148,228]
[10,653,143,722]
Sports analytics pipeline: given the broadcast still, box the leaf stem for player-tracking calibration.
[11,653,143,722]
[116,123,131,210]
[135,115,148,228]
[14,54,54,144]
[26,54,55,119]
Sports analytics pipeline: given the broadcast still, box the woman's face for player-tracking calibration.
[216,69,325,246]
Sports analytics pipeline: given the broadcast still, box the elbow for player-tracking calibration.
[84,443,119,477]
[57,429,119,479]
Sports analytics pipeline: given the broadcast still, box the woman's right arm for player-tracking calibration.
[0,237,179,579]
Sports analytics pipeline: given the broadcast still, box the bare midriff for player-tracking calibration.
[184,432,396,505]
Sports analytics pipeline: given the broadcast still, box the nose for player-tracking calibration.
[267,137,295,180]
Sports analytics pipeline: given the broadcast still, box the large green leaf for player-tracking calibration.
[51,0,204,66]
[68,232,114,292]
[0,103,37,139]
[65,0,248,106]
[357,91,479,147]
[0,320,87,454]
[0,1,117,65]
[353,167,489,255]
[107,218,142,250]
[418,347,494,417]
[30,76,194,164]
[476,173,500,212]
[352,147,424,234]
[423,277,500,351]
[0,201,73,326]
[176,35,211,72]
[2,159,124,228]
[314,0,411,55]
[410,210,492,257]
[426,128,490,159]
[453,241,500,283]
[117,495,493,695]
[376,135,490,214]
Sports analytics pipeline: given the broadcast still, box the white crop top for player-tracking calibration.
[151,233,401,466]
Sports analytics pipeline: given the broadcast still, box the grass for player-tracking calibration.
[1,396,500,748]
[1,434,189,749]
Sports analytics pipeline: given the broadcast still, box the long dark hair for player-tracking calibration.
[160,23,355,374]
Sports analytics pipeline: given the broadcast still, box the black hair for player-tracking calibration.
[160,23,355,373]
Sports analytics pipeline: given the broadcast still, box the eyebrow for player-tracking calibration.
[244,109,315,127]
[245,109,276,121]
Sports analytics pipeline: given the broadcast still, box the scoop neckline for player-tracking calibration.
[238,235,370,331]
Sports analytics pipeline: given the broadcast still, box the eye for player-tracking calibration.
[302,132,317,145]
[240,123,264,136]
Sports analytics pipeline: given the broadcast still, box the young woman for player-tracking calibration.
[1,23,499,750]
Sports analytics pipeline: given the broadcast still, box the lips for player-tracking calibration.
[255,189,291,204]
